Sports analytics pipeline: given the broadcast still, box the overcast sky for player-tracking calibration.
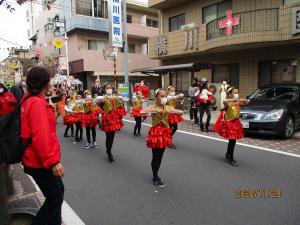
[0,2,30,61]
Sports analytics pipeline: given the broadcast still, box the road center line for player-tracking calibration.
[123,119,300,158]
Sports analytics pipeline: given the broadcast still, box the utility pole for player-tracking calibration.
[122,0,129,84]
[63,16,69,76]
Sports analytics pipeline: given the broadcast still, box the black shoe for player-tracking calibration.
[229,158,238,167]
[133,133,138,138]
[64,134,69,137]
[205,128,210,132]
[225,154,231,163]
[71,133,75,137]
[108,155,115,163]
[200,124,204,132]
[137,134,142,138]
[152,178,165,188]
[169,144,177,149]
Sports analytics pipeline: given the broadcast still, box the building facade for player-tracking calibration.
[146,0,300,97]
[27,0,160,91]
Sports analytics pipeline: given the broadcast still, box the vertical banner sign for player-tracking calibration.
[110,0,123,47]
[58,56,67,70]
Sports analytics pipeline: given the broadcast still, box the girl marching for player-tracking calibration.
[166,86,184,149]
[72,94,84,143]
[214,87,249,166]
[95,83,127,163]
[63,97,75,138]
[130,91,146,137]
[142,89,183,187]
[82,90,103,149]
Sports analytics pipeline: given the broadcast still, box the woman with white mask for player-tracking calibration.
[142,89,183,188]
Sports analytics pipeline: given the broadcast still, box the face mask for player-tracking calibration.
[86,95,92,99]
[106,89,113,95]
[95,83,100,86]
[0,88,4,94]
[233,94,239,100]
[160,97,168,105]
[169,92,175,96]
[21,81,26,86]
[223,81,227,85]
[140,82,144,86]
[75,100,81,104]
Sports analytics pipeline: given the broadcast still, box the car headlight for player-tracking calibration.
[264,109,285,120]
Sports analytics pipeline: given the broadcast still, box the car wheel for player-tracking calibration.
[281,116,294,139]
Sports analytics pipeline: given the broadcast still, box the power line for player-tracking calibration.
[0,37,22,47]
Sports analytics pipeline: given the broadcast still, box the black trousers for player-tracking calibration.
[199,103,211,128]
[170,123,178,136]
[106,131,115,156]
[190,98,198,124]
[86,125,96,143]
[134,117,142,135]
[24,167,64,225]
[151,148,166,179]
[64,124,74,136]
[75,122,83,140]
[226,139,236,159]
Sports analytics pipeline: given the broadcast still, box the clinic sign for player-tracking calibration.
[118,83,129,98]
[110,0,123,47]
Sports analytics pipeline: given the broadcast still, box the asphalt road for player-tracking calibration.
[57,120,300,225]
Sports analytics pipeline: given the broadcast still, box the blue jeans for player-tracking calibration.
[24,167,64,225]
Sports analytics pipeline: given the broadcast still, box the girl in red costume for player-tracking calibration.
[214,87,249,166]
[130,91,146,137]
[82,90,103,149]
[142,89,183,188]
[166,86,184,149]
[72,95,84,143]
[95,83,127,163]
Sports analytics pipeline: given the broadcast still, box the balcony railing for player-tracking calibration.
[206,8,279,40]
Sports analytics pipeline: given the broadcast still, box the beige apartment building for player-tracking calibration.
[28,0,160,90]
[136,0,300,97]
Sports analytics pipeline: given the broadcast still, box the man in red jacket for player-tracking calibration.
[21,67,64,225]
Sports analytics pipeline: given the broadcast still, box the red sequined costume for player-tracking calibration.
[146,105,172,149]
[82,100,104,128]
[101,97,124,132]
[214,102,244,140]
[63,101,84,125]
[167,97,183,124]
[130,99,147,118]
[116,100,126,117]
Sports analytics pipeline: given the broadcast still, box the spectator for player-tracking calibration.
[21,67,65,225]
[133,83,140,93]
[91,78,102,97]
[139,80,149,99]
[10,77,26,103]
[188,78,199,125]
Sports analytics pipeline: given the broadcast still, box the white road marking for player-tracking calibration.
[123,119,300,158]
[26,171,85,225]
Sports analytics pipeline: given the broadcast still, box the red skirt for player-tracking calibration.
[63,113,83,125]
[82,113,99,128]
[94,108,104,115]
[168,113,183,125]
[117,107,126,117]
[213,111,224,133]
[101,110,124,132]
[130,107,147,118]
[146,125,172,149]
[217,118,244,140]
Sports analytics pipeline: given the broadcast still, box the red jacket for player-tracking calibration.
[0,92,17,115]
[196,88,213,106]
[21,94,61,169]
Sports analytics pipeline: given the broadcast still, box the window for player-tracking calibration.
[146,18,159,28]
[250,87,298,101]
[127,15,132,23]
[170,71,189,92]
[128,44,135,53]
[202,0,232,24]
[213,64,239,88]
[76,0,108,18]
[284,0,300,4]
[258,60,297,87]
[88,40,106,50]
[169,14,185,32]
[76,0,92,16]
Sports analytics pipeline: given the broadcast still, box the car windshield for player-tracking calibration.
[250,87,298,101]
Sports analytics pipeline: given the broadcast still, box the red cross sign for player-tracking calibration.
[219,10,240,35]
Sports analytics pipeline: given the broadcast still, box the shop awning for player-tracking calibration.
[93,72,159,77]
[131,63,213,74]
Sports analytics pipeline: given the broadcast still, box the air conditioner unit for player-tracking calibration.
[181,23,196,30]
